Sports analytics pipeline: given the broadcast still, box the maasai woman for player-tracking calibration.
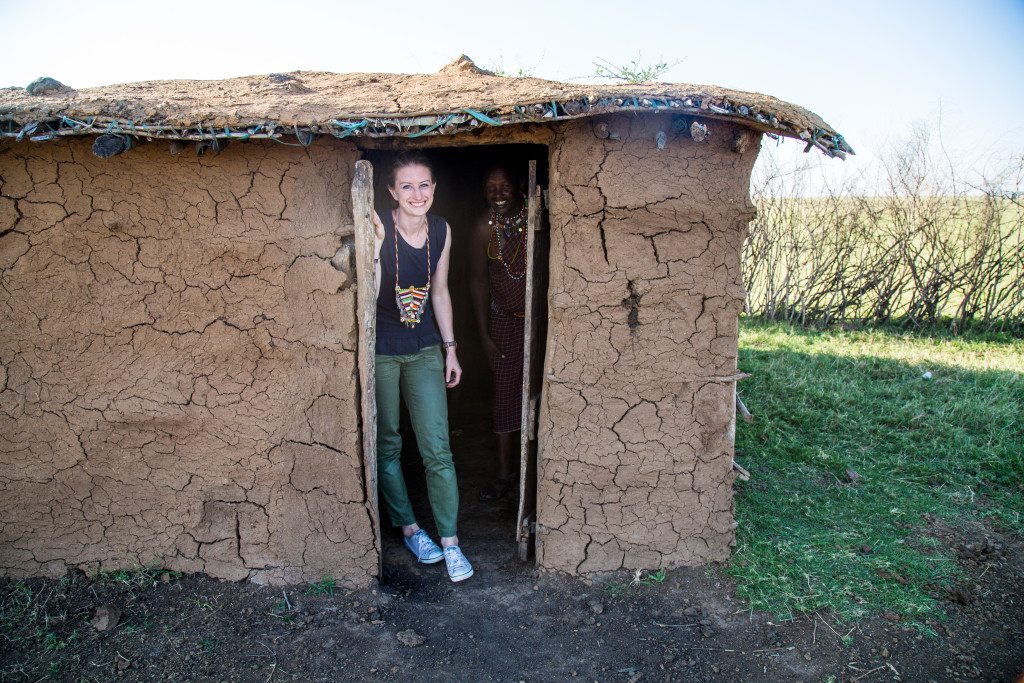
[470,165,528,501]
[371,152,473,582]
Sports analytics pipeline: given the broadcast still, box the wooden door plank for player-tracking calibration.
[518,513,534,563]
[352,159,381,573]
[516,161,540,544]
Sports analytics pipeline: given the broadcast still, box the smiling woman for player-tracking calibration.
[358,144,550,579]
[371,152,474,583]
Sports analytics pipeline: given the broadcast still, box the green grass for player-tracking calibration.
[601,568,669,598]
[91,564,181,589]
[306,574,337,596]
[728,318,1024,621]
[187,596,217,611]
[0,580,80,677]
[2,569,184,679]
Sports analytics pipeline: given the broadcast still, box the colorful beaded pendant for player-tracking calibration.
[395,283,430,327]
[394,214,431,328]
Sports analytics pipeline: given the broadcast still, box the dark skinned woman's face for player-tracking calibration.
[483,170,523,217]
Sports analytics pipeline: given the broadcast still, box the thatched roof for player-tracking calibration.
[0,56,852,158]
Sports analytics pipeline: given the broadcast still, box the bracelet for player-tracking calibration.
[442,340,458,350]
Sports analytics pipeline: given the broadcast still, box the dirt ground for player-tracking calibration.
[3,417,1022,682]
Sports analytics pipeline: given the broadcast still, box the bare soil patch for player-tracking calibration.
[2,535,1021,682]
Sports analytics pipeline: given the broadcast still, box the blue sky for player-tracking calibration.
[2,0,1021,193]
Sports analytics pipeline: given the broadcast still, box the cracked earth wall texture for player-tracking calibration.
[538,114,757,574]
[0,138,376,586]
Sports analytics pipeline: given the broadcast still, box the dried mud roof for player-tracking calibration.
[0,56,852,158]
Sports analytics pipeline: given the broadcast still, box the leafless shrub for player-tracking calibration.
[743,128,1024,332]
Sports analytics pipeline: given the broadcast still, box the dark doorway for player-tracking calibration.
[360,144,549,587]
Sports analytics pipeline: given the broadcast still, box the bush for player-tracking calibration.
[743,128,1024,332]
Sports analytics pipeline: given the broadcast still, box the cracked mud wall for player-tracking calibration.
[0,138,377,585]
[538,114,758,573]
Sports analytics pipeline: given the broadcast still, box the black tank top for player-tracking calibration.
[375,211,448,355]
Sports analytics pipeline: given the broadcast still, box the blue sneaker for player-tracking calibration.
[443,546,474,582]
[404,530,443,564]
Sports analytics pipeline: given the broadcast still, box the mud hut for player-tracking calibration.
[0,56,849,586]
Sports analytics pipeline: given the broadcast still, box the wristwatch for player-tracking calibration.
[442,340,458,350]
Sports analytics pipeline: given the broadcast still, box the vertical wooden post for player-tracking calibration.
[516,161,542,557]
[351,160,381,574]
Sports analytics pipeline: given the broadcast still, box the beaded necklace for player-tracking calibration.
[486,205,527,280]
[393,212,431,328]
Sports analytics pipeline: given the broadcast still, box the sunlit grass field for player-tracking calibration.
[727,318,1024,622]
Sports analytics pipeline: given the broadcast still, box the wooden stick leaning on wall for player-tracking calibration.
[733,368,753,423]
[732,370,753,481]
[736,394,753,423]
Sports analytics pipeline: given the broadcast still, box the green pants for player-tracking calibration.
[375,346,459,538]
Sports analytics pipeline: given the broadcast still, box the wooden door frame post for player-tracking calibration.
[352,159,381,575]
[516,160,541,556]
